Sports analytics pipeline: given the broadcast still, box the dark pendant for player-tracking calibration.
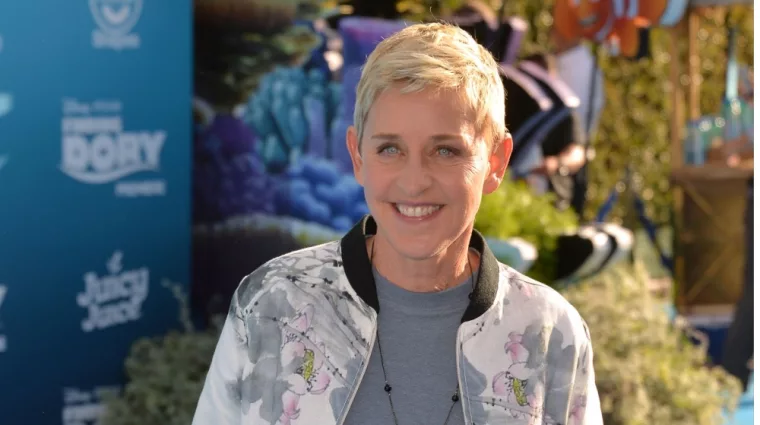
[384,384,392,393]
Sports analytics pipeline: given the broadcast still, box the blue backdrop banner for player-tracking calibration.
[0,1,192,424]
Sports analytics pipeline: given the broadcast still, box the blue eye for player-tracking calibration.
[379,145,399,155]
[437,147,457,157]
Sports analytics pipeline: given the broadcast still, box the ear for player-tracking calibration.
[346,125,364,186]
[483,133,513,195]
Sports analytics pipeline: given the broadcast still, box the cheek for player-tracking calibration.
[440,164,487,201]
[458,159,489,187]
[359,162,388,193]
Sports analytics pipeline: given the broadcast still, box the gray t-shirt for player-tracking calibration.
[343,268,473,425]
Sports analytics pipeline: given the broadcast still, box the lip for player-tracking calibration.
[391,202,444,223]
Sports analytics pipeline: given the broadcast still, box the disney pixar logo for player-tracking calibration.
[89,0,143,50]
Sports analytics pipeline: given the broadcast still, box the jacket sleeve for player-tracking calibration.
[568,326,604,425]
[192,298,247,425]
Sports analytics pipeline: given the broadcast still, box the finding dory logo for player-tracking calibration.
[0,93,13,172]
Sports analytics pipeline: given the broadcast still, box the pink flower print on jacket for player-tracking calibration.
[280,392,301,425]
[278,304,332,425]
[505,332,529,364]
[492,371,535,409]
[492,332,537,410]
[569,394,587,424]
[514,280,535,297]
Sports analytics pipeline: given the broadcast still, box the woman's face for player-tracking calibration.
[347,85,511,261]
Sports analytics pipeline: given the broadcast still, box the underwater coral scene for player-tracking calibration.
[192,1,406,241]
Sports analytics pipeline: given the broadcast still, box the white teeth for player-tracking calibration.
[396,204,441,218]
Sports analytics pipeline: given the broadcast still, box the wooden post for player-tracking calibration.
[673,9,703,315]
[687,9,701,121]
[670,16,686,312]
[670,23,683,170]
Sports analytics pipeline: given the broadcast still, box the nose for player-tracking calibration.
[396,156,433,197]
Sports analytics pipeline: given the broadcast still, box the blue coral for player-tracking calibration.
[240,65,371,230]
[245,67,347,174]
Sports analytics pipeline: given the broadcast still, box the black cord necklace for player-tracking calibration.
[369,239,477,425]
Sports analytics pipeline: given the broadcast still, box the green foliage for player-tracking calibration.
[292,228,339,247]
[475,176,578,283]
[101,281,223,425]
[397,0,464,20]
[561,263,743,425]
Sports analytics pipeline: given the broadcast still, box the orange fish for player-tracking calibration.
[553,0,684,58]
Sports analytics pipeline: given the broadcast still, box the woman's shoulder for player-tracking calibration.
[232,240,345,311]
[497,264,590,342]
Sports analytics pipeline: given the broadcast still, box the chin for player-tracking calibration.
[381,232,448,261]
[372,204,471,261]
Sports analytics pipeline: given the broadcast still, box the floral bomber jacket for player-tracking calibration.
[192,216,603,425]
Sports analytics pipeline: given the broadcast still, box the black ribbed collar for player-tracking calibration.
[340,215,500,323]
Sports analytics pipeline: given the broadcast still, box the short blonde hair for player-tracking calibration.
[354,22,506,147]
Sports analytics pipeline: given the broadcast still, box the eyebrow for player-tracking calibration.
[369,133,465,143]
[430,134,465,143]
[369,133,401,142]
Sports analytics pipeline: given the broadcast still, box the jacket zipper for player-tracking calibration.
[336,319,377,425]
[455,327,469,425]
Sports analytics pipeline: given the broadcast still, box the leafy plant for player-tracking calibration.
[475,175,579,283]
[561,263,742,425]
[100,281,223,425]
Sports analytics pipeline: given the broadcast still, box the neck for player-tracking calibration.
[367,231,478,293]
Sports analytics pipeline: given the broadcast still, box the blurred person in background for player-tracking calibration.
[720,173,753,392]
[522,51,591,215]
[530,27,605,216]
[192,22,602,425]
[720,64,754,392]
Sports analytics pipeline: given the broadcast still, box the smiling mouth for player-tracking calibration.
[394,203,443,218]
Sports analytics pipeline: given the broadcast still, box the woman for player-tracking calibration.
[192,23,602,425]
